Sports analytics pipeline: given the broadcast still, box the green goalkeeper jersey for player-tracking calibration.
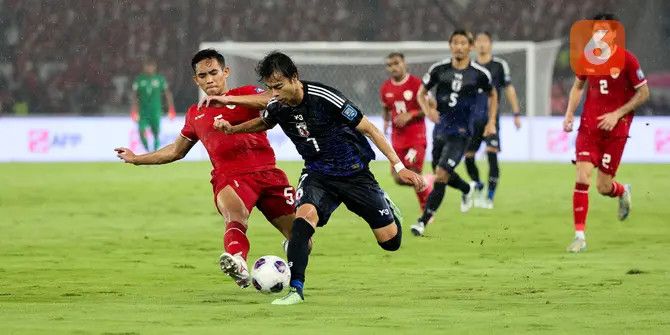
[132,74,168,117]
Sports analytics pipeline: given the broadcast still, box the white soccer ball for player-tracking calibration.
[251,255,291,294]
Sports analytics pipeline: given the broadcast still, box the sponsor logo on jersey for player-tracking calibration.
[342,105,358,121]
[403,90,413,101]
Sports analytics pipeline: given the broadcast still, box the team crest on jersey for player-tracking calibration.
[152,79,159,87]
[342,105,358,121]
[610,67,621,79]
[403,90,413,101]
[296,122,310,137]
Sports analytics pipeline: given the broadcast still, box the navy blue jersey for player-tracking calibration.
[473,57,512,121]
[423,59,493,137]
[262,81,375,176]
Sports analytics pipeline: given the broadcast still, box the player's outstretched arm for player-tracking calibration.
[199,91,272,110]
[563,77,586,132]
[597,83,650,131]
[417,85,439,123]
[504,85,522,129]
[355,116,425,190]
[213,117,270,134]
[115,136,195,165]
[484,88,499,136]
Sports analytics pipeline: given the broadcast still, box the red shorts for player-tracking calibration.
[211,168,295,222]
[575,130,628,176]
[392,143,426,173]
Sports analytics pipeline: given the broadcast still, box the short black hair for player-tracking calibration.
[476,31,492,41]
[256,51,298,80]
[386,52,405,60]
[449,29,473,44]
[592,13,618,21]
[191,49,225,72]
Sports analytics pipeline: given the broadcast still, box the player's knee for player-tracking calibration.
[378,231,401,251]
[434,167,450,183]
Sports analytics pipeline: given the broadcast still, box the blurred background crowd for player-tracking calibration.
[0,0,668,116]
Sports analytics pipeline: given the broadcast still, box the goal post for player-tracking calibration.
[200,40,562,117]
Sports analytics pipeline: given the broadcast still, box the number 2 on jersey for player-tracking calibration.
[599,79,608,94]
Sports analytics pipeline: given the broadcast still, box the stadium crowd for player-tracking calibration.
[0,0,667,115]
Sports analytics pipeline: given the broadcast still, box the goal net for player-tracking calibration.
[200,41,562,117]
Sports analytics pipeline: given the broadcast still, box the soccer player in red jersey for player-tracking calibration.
[563,14,650,253]
[115,49,297,285]
[380,52,435,210]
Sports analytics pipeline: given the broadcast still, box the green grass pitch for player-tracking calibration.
[1,161,669,334]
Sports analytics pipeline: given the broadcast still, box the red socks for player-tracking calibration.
[417,174,435,210]
[223,221,249,260]
[573,183,589,232]
[607,181,625,198]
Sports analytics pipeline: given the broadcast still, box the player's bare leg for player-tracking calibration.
[216,186,252,287]
[273,204,318,305]
[596,171,631,221]
[391,164,433,211]
[568,162,593,253]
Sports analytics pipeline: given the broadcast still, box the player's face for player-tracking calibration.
[475,34,492,55]
[144,63,157,74]
[263,72,301,105]
[193,58,230,96]
[385,56,407,80]
[450,35,471,61]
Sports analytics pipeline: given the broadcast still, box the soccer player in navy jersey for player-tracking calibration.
[214,51,424,305]
[411,30,498,236]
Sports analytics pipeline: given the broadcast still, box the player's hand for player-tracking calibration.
[394,112,413,128]
[168,105,176,121]
[563,113,574,132]
[213,118,234,133]
[597,111,620,131]
[130,104,139,122]
[513,114,522,130]
[426,109,440,123]
[114,147,137,164]
[483,122,497,136]
[198,95,230,109]
[398,168,426,192]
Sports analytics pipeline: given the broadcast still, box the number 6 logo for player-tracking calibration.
[584,30,611,65]
[569,20,625,76]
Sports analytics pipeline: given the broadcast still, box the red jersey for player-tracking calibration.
[379,74,427,147]
[180,85,276,176]
[577,49,647,137]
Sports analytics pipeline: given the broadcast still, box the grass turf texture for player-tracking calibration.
[1,161,669,334]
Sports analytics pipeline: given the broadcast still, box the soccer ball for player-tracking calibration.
[251,255,291,294]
